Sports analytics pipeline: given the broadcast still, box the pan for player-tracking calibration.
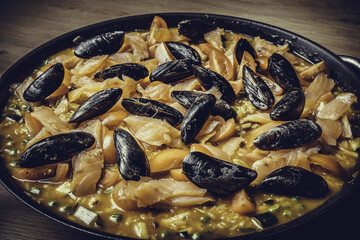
[0,13,359,239]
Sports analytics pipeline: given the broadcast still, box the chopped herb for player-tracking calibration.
[192,232,202,240]
[268,204,280,212]
[252,212,278,228]
[110,213,123,223]
[48,201,58,207]
[161,230,171,239]
[30,187,41,195]
[200,215,211,223]
[282,210,292,217]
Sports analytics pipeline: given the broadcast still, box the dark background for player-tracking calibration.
[0,0,359,239]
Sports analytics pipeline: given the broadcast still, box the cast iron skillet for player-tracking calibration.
[0,13,359,240]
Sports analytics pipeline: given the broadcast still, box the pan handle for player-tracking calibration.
[339,55,360,76]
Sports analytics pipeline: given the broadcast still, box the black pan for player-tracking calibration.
[1,13,359,240]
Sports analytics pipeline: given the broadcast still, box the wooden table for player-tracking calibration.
[0,0,359,239]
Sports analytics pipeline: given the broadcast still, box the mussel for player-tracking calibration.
[253,119,322,150]
[149,59,194,84]
[23,62,64,102]
[165,42,201,64]
[19,132,95,168]
[69,88,123,123]
[121,98,183,127]
[234,38,257,63]
[270,88,305,121]
[171,90,237,120]
[113,129,150,181]
[182,152,257,195]
[94,63,149,80]
[192,65,236,104]
[181,94,216,144]
[74,31,125,59]
[242,65,274,110]
[258,166,329,198]
[268,53,301,91]
[177,19,216,41]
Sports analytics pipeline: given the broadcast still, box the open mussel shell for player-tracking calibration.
[165,41,201,64]
[253,119,322,150]
[270,88,305,121]
[149,59,194,84]
[171,90,237,120]
[268,53,301,91]
[192,65,236,104]
[74,31,125,59]
[113,129,150,181]
[181,94,216,144]
[19,132,95,168]
[183,152,257,195]
[23,62,64,102]
[258,166,329,198]
[122,98,183,127]
[69,88,123,123]
[243,65,274,110]
[177,19,216,41]
[94,63,149,80]
[235,38,257,63]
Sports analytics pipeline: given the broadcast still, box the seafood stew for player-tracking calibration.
[0,15,359,239]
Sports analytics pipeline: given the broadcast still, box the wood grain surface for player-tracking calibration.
[0,0,359,239]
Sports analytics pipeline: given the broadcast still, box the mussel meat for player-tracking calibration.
[182,152,257,195]
[113,129,150,181]
[181,94,216,144]
[270,88,305,121]
[74,31,125,59]
[243,65,274,110]
[23,62,64,102]
[69,88,123,123]
[19,132,95,168]
[258,166,329,198]
[177,19,216,41]
[122,98,183,127]
[149,59,194,84]
[253,119,322,150]
[192,65,236,104]
[94,63,149,80]
[268,53,301,91]
[165,42,201,64]
[234,38,257,63]
[171,90,237,120]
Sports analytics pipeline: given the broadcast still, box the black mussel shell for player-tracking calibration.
[268,53,301,91]
[243,65,274,110]
[235,38,257,63]
[19,132,95,168]
[258,166,329,198]
[253,119,322,150]
[113,129,150,181]
[270,89,305,121]
[74,31,125,59]
[165,42,201,64]
[94,63,149,80]
[177,19,216,41]
[181,94,216,144]
[150,59,194,84]
[182,152,257,195]
[171,90,237,120]
[69,88,123,123]
[122,98,183,127]
[192,65,236,104]
[23,62,64,102]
